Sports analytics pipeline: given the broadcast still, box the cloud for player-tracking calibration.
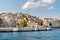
[22,0,55,9]
[22,1,40,9]
[42,0,55,4]
[48,6,54,10]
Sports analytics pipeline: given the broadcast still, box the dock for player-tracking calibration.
[0,27,52,32]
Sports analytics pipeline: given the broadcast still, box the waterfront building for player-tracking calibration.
[27,21,38,28]
[43,18,60,28]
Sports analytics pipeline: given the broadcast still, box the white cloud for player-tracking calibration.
[22,0,55,9]
[48,6,54,10]
[42,0,55,4]
[27,0,34,1]
[22,1,40,9]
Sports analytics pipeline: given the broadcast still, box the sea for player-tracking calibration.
[0,28,60,40]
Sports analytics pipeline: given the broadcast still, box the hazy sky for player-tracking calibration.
[0,0,60,18]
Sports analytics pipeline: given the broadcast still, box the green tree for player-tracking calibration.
[23,21,27,27]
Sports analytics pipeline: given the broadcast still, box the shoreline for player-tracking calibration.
[0,27,52,32]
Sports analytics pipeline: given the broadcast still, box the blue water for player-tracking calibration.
[0,29,60,40]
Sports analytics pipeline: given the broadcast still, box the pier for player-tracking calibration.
[0,27,52,32]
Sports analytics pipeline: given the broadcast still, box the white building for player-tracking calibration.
[43,18,60,28]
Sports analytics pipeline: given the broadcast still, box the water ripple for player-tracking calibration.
[0,29,60,40]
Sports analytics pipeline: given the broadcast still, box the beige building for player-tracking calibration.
[27,21,38,28]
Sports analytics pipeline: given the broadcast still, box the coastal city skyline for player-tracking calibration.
[0,0,60,18]
[0,0,60,40]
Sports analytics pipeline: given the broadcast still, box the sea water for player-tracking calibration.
[0,29,60,40]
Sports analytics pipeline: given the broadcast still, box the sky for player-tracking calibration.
[0,0,60,18]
